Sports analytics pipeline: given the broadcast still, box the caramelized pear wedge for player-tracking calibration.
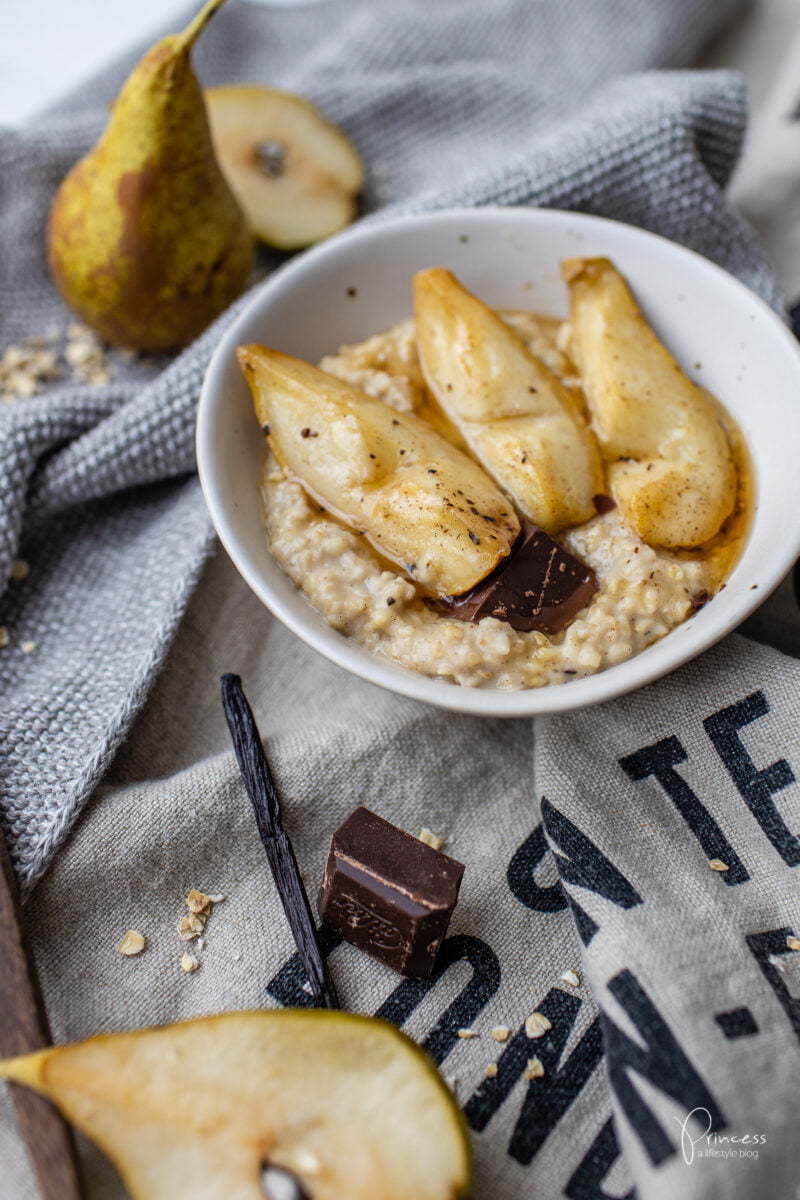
[0,1011,472,1200]
[562,257,736,549]
[413,268,604,533]
[238,345,520,597]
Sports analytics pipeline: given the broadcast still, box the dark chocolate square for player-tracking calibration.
[318,807,464,979]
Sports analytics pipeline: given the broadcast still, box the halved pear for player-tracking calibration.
[413,268,604,533]
[0,1010,471,1200]
[562,257,736,548]
[206,86,363,249]
[238,344,520,597]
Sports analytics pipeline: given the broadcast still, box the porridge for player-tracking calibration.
[261,467,709,689]
[241,259,748,690]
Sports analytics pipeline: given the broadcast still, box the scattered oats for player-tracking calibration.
[525,1012,552,1039]
[118,930,146,956]
[2,348,25,369]
[560,969,581,988]
[8,372,37,397]
[0,337,61,401]
[457,1028,479,1039]
[206,893,226,903]
[491,1026,510,1043]
[177,913,205,940]
[196,936,206,951]
[65,342,92,367]
[484,1063,498,1078]
[708,858,729,872]
[10,560,29,581]
[64,323,111,386]
[186,888,213,914]
[0,627,8,649]
[20,640,36,654]
[419,827,444,851]
[787,936,800,952]
[444,1075,460,1099]
[524,1057,545,1080]
[180,951,200,973]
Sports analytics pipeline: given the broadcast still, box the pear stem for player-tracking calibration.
[177,0,230,53]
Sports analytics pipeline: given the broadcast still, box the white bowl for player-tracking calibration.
[197,206,800,716]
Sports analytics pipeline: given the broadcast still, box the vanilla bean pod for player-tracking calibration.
[221,673,338,1009]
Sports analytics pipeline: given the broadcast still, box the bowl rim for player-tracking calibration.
[197,204,800,717]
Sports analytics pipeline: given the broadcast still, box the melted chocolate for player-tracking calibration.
[437,521,597,634]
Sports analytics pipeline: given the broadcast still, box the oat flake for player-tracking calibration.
[118,930,146,956]
[525,1012,552,1039]
[178,914,205,940]
[419,827,445,851]
[186,888,213,914]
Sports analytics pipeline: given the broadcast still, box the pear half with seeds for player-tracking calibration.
[239,344,520,597]
[0,1010,471,1200]
[414,268,604,534]
[207,86,363,250]
[562,257,736,548]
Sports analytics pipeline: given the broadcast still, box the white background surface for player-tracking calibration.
[0,0,797,291]
[0,0,314,126]
[0,0,187,125]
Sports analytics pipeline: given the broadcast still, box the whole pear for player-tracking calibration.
[48,0,253,351]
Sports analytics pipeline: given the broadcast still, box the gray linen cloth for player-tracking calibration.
[3,1,800,1198]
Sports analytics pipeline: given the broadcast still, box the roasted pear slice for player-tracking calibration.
[0,1011,471,1200]
[206,86,363,250]
[562,257,736,548]
[238,345,520,597]
[413,268,604,533]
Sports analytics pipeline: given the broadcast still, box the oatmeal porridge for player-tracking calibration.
[241,259,748,691]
